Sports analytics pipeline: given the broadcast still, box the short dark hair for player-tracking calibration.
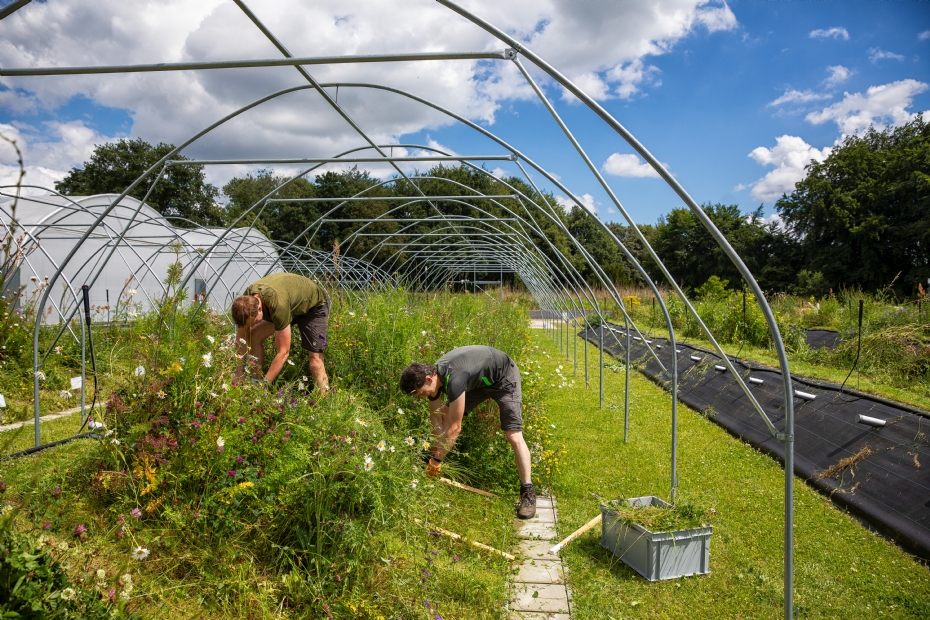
[399,362,437,394]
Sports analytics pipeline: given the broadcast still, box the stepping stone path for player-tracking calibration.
[511,495,571,618]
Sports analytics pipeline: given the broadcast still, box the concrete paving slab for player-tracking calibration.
[514,520,557,540]
[510,613,570,620]
[515,539,560,560]
[535,496,555,510]
[511,583,571,613]
[524,507,556,524]
[512,561,564,584]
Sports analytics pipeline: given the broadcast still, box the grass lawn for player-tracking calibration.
[528,330,930,619]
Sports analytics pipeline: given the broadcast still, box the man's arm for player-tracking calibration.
[264,327,291,382]
[431,392,465,461]
[233,325,250,383]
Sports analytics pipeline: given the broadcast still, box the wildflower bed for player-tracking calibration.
[0,291,558,619]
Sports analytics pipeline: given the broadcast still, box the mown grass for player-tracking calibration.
[528,330,930,619]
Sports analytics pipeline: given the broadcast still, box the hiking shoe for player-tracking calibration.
[517,486,536,519]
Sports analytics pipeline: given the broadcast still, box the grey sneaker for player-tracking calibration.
[517,486,536,519]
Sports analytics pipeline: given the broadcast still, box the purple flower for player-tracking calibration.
[42,522,51,530]
[130,508,142,519]
[251,437,257,443]
[238,417,245,423]
[191,420,202,429]
[228,470,236,477]
[236,456,244,463]
[422,570,431,577]
[423,601,431,608]
[72,524,87,536]
[335,575,341,582]
[453,555,460,562]
[190,438,196,445]
[285,430,291,437]
[51,486,61,498]
[207,414,216,422]
[195,401,203,408]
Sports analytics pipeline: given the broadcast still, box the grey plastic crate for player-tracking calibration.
[600,496,712,581]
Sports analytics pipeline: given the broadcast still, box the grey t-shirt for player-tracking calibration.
[432,346,514,405]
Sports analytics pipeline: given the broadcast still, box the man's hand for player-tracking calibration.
[426,457,442,477]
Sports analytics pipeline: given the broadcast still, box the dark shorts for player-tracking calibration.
[463,361,523,431]
[294,299,329,353]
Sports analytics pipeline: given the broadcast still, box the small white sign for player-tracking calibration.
[70,376,83,390]
[0,394,6,408]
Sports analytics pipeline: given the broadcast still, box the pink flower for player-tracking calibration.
[238,417,245,424]
[207,414,216,422]
[42,522,51,530]
[51,486,61,498]
[190,438,196,445]
[72,524,87,536]
[227,470,236,477]
[236,456,243,463]
[116,527,124,539]
[130,508,142,519]
[117,515,126,524]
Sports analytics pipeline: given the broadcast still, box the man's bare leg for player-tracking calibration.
[504,430,532,485]
[308,352,329,391]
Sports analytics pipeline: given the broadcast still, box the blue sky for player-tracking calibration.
[1,0,927,227]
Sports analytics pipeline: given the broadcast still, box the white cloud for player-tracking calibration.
[824,65,851,88]
[868,48,905,63]
[919,30,930,41]
[0,120,115,195]
[490,167,506,179]
[809,27,849,40]
[747,135,831,202]
[768,89,831,107]
[806,79,928,134]
[555,193,597,213]
[0,0,739,188]
[602,153,660,178]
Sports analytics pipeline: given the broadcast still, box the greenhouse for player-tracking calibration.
[1,1,928,619]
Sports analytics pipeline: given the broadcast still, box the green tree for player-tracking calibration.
[222,169,317,243]
[649,203,800,292]
[776,115,930,295]
[55,138,223,227]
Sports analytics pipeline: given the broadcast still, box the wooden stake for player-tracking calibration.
[439,477,498,498]
[549,514,602,554]
[413,518,515,561]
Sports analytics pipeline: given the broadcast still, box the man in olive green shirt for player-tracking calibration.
[231,273,329,389]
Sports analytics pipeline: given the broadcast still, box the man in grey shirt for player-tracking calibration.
[400,345,535,519]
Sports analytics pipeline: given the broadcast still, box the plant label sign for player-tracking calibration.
[0,394,6,408]
[70,376,83,390]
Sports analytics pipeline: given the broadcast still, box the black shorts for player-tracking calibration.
[294,299,329,353]
[463,361,523,431]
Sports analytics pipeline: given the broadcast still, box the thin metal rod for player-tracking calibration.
[171,156,515,166]
[0,50,512,76]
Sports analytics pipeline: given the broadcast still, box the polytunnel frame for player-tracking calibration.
[1,0,799,614]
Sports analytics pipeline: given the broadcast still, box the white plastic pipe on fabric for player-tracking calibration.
[858,415,887,428]
[690,355,701,362]
[749,377,764,385]
[715,365,727,371]
[795,390,817,401]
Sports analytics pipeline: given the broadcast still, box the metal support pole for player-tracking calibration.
[624,316,630,444]
[599,319,604,409]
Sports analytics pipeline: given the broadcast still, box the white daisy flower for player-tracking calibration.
[405,436,415,446]
[397,408,404,415]
[206,335,215,344]
[130,546,150,561]
[216,436,225,450]
[355,418,368,427]
[377,440,386,452]
[128,289,137,296]
[202,353,212,368]
[411,479,419,488]
[364,460,374,471]
[421,441,430,450]
[157,390,167,399]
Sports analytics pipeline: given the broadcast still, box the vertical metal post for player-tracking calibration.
[598,319,604,409]
[584,318,589,387]
[573,313,577,373]
[80,309,86,425]
[624,316,630,443]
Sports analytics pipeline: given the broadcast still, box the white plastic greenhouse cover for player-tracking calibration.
[0,193,280,323]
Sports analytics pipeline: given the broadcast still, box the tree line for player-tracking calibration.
[54,115,930,298]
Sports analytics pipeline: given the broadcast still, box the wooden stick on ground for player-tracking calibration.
[439,477,499,499]
[549,514,602,554]
[413,518,515,561]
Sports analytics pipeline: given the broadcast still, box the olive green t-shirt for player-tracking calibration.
[243,273,327,332]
